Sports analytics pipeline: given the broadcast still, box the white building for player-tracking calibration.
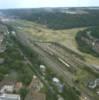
[52,77,64,93]
[52,77,60,83]
[0,93,20,100]
[40,65,46,71]
[0,85,14,93]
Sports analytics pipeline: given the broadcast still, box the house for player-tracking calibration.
[52,77,60,83]
[25,75,45,100]
[0,93,20,100]
[88,79,99,89]
[40,65,46,75]
[88,81,96,89]
[40,65,46,72]
[0,85,14,93]
[0,80,21,100]
[0,79,16,90]
[52,77,64,93]
[29,75,43,92]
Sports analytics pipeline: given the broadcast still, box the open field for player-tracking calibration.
[8,20,99,66]
[9,20,85,53]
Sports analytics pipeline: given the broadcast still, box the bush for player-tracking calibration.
[19,87,29,100]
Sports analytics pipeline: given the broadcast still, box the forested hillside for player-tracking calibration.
[76,26,99,56]
[2,8,99,29]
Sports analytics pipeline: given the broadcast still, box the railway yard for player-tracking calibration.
[0,16,99,100]
[5,20,99,100]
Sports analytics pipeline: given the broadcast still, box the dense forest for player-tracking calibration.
[76,26,99,56]
[1,8,99,29]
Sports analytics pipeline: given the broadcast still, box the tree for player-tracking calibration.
[19,87,28,100]
[0,73,4,81]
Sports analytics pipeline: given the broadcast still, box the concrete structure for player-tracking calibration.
[0,93,20,100]
[0,81,21,100]
[0,85,14,93]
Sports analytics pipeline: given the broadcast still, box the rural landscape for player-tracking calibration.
[0,7,99,100]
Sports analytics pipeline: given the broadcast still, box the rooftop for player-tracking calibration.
[0,93,20,100]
